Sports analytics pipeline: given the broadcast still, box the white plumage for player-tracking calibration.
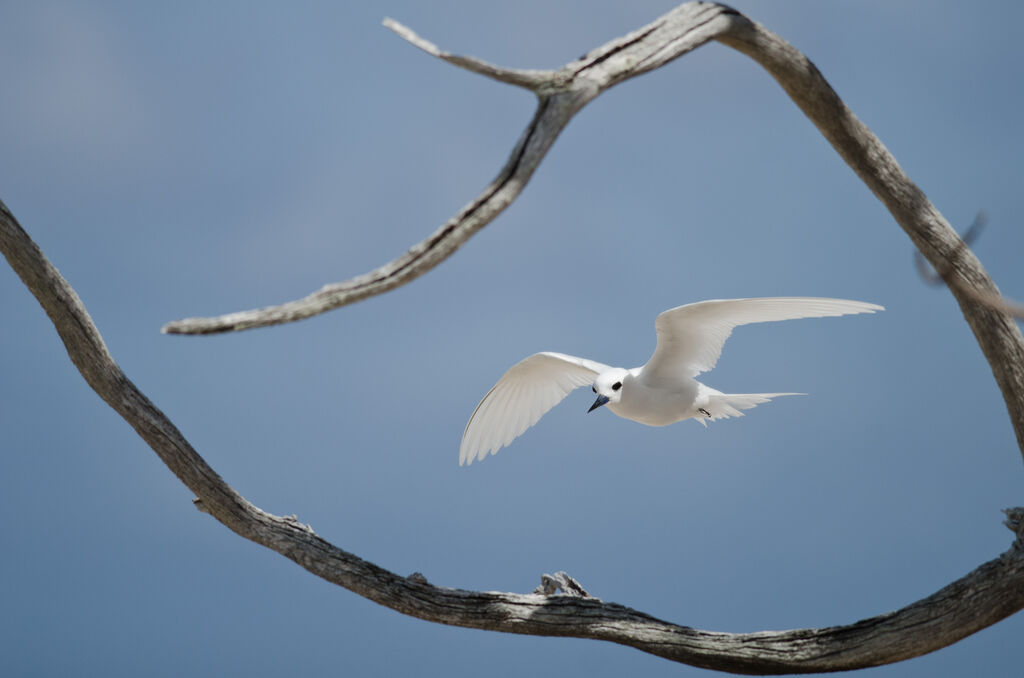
[460,297,882,465]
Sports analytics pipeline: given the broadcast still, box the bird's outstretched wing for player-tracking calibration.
[644,297,883,383]
[460,352,610,465]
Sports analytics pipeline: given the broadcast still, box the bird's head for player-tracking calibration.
[589,368,629,412]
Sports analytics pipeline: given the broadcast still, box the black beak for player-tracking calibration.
[588,394,610,413]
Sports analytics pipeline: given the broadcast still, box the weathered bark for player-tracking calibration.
[4,2,1023,674]
[161,3,739,336]
[163,2,1024,467]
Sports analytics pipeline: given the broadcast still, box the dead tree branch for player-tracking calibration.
[4,199,1024,674]
[164,3,1024,462]
[4,198,1024,672]
[5,2,1024,674]
[162,3,739,335]
[707,15,1024,459]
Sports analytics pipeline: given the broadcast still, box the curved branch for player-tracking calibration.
[7,1,1024,674]
[709,16,1024,461]
[162,2,737,335]
[166,0,1024,463]
[4,198,1024,673]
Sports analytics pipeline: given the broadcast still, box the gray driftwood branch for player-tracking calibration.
[3,199,1024,673]
[5,2,1024,674]
[165,2,1024,462]
[161,3,744,336]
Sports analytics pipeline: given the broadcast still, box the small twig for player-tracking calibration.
[7,1,1024,672]
[534,571,592,598]
[162,3,736,335]
[1005,507,1024,545]
[382,18,554,90]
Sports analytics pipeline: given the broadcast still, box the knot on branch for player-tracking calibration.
[280,514,315,535]
[534,571,591,598]
[407,572,429,585]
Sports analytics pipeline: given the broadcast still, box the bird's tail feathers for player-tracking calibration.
[699,392,804,426]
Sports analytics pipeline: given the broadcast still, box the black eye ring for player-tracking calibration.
[592,386,596,393]
[612,382,622,391]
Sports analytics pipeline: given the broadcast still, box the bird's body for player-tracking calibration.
[603,370,775,427]
[609,367,689,426]
[460,297,882,465]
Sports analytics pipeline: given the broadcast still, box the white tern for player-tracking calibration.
[460,297,882,465]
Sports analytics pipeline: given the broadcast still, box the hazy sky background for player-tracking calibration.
[2,2,1022,676]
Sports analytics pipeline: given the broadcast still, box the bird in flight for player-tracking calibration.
[460,297,882,465]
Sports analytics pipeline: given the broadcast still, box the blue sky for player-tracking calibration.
[1,2,1022,676]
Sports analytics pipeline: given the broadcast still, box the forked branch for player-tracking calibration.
[162,2,1024,464]
[162,2,738,335]
[164,2,1024,464]
[6,1,1024,674]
